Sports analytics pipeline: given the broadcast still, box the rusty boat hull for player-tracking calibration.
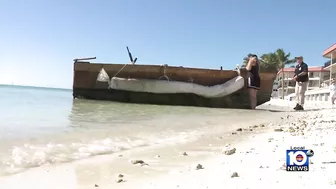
[72,62,277,109]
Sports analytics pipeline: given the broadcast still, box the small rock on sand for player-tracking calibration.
[117,174,124,178]
[196,164,204,170]
[288,127,296,133]
[222,147,236,155]
[141,163,149,166]
[116,178,125,183]
[236,128,243,131]
[274,128,284,132]
[231,172,239,178]
[182,152,188,156]
[259,165,269,168]
[131,160,145,164]
[279,163,286,170]
[115,174,125,183]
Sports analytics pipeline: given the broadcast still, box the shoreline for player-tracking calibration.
[1,100,335,188]
[0,103,287,176]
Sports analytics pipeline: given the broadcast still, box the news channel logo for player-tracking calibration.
[286,147,314,172]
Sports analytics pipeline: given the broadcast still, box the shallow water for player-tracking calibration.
[0,85,283,175]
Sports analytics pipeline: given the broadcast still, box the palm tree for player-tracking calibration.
[242,50,294,71]
[259,53,278,72]
[242,49,294,99]
[242,53,279,72]
[274,49,295,99]
[274,49,295,69]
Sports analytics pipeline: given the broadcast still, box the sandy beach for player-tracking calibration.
[1,99,336,189]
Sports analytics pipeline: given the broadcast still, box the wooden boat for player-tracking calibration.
[72,49,277,109]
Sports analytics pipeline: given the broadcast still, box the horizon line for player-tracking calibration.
[0,84,72,90]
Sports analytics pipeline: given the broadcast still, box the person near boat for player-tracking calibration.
[245,54,260,109]
[293,56,309,111]
[329,78,336,106]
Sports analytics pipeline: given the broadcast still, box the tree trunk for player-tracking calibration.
[281,67,285,99]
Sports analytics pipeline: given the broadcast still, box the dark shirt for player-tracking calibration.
[248,62,260,78]
[294,62,309,82]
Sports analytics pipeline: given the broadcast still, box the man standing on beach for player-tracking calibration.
[293,56,309,111]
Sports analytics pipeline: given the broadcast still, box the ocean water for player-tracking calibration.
[0,85,279,176]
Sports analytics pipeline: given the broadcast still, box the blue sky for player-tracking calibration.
[0,0,335,89]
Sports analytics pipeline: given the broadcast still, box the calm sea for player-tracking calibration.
[0,85,280,175]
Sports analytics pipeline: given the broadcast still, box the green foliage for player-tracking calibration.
[260,53,278,72]
[242,49,295,73]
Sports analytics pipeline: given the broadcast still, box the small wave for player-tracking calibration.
[0,132,196,176]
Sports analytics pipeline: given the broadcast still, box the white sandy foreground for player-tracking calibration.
[1,100,336,189]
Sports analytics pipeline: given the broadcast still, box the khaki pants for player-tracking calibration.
[295,81,308,105]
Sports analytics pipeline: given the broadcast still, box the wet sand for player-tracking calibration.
[1,99,335,189]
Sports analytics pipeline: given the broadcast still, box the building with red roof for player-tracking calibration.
[274,43,336,98]
[322,43,336,84]
[275,66,330,98]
